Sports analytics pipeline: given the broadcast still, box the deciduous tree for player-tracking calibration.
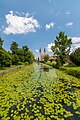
[51,32,72,66]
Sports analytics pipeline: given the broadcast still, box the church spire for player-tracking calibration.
[44,48,46,55]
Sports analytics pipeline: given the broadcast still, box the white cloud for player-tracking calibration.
[70,37,80,53]
[66,22,73,26]
[4,11,40,34]
[58,26,61,29]
[73,44,80,48]
[66,11,70,15]
[10,11,13,14]
[45,22,55,30]
[47,42,55,52]
[35,49,39,53]
[71,37,80,44]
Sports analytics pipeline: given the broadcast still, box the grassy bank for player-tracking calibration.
[60,66,80,78]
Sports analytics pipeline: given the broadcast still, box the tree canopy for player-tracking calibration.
[0,37,4,47]
[70,47,80,66]
[51,32,72,65]
[0,38,34,68]
[44,54,50,62]
[10,41,18,54]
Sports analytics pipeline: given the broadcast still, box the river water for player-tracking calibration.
[0,63,80,120]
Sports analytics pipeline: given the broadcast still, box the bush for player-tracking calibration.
[66,69,80,78]
[0,48,12,67]
[25,62,29,66]
[18,62,24,65]
[70,48,80,66]
[55,58,62,69]
[45,61,53,66]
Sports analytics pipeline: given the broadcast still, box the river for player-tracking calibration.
[0,63,80,120]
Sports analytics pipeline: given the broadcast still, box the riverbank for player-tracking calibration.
[0,65,25,76]
[60,66,80,78]
[43,61,80,78]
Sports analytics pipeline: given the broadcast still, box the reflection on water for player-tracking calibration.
[39,63,52,72]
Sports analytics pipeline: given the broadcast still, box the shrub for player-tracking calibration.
[70,48,80,66]
[66,69,80,78]
[0,48,12,67]
[18,62,24,65]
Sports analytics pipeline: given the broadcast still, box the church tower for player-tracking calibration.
[39,48,42,61]
[44,48,46,55]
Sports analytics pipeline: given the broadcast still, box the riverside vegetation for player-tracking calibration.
[0,63,80,120]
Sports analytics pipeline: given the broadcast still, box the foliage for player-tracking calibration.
[45,61,53,66]
[10,41,18,54]
[51,32,72,66]
[0,63,80,119]
[12,54,19,65]
[70,47,80,66]
[61,66,80,78]
[26,50,34,64]
[10,41,34,65]
[0,37,34,67]
[0,37,4,47]
[0,48,12,67]
[55,58,62,68]
[44,54,50,62]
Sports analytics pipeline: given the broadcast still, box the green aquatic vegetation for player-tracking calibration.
[0,63,80,119]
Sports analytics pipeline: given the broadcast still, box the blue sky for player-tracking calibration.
[0,0,80,58]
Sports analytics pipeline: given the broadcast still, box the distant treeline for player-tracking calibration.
[0,37,34,68]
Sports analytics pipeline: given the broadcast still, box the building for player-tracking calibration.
[39,48,58,62]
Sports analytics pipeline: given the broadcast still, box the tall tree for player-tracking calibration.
[0,48,12,67]
[10,41,18,54]
[0,37,4,47]
[51,32,72,65]
[22,45,29,52]
[70,47,80,66]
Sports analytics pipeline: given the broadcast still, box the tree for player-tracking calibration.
[44,54,50,62]
[22,45,29,53]
[70,47,80,66]
[10,41,18,54]
[0,37,4,47]
[0,48,12,67]
[26,50,34,64]
[51,32,72,65]
[16,48,24,62]
[12,54,19,65]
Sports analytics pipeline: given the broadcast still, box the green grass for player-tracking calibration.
[61,65,80,78]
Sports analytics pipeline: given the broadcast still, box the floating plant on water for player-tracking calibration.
[0,63,80,119]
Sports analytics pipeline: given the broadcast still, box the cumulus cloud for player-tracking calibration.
[47,42,55,52]
[35,49,39,53]
[70,37,80,53]
[73,44,80,48]
[45,22,55,30]
[71,37,80,44]
[4,11,40,34]
[66,22,73,26]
